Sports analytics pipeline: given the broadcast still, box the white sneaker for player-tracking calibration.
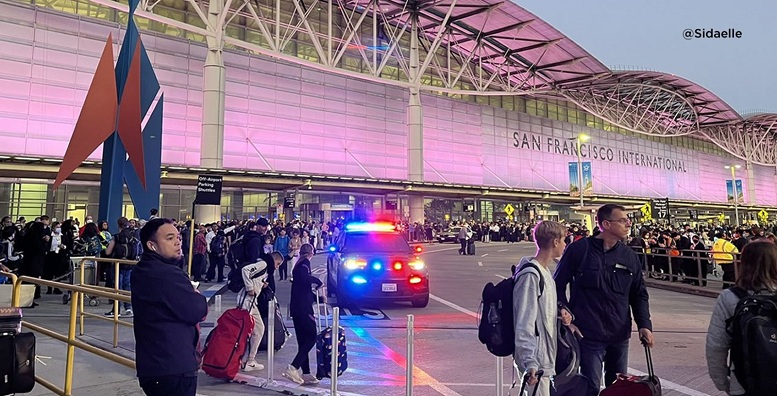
[243,360,264,372]
[283,365,304,384]
[123,309,133,317]
[302,373,320,385]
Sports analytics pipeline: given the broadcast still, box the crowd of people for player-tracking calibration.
[3,207,776,396]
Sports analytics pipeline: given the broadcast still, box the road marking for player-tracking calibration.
[497,249,508,252]
[481,253,489,257]
[495,274,507,279]
[478,261,483,267]
[349,326,463,396]
[430,294,478,319]
[432,293,711,396]
[628,368,710,396]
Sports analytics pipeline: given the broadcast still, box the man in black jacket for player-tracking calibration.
[554,204,653,396]
[132,218,207,396]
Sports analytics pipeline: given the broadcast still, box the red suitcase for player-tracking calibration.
[201,307,255,380]
[600,341,662,396]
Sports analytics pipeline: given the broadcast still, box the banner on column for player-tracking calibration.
[726,180,744,204]
[568,162,592,197]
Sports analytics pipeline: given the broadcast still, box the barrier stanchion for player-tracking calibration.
[331,306,340,396]
[215,294,222,312]
[267,298,275,382]
[495,356,504,396]
[406,314,414,396]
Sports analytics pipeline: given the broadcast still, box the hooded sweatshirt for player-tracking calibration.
[513,257,557,376]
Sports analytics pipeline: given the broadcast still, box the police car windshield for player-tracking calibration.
[343,232,411,253]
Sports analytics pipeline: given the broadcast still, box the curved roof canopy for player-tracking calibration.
[561,70,742,136]
[357,0,609,90]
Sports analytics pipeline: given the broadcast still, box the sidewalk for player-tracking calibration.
[16,281,365,396]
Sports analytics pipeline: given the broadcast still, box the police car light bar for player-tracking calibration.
[345,222,396,232]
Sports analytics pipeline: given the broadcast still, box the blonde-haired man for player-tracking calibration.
[513,221,572,396]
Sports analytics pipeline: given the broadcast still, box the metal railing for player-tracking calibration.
[74,257,138,347]
[631,246,741,290]
[2,272,135,396]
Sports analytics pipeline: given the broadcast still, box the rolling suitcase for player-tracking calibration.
[600,340,662,396]
[467,240,476,255]
[0,307,35,395]
[201,299,255,381]
[314,290,347,380]
[258,293,291,352]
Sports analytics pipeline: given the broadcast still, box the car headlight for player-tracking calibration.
[345,258,367,270]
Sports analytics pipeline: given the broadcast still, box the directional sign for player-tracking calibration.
[195,175,223,205]
[504,204,515,216]
[650,198,670,220]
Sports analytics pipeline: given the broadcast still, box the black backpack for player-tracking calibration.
[112,228,141,261]
[226,237,250,293]
[726,287,777,396]
[478,262,544,357]
[210,234,225,256]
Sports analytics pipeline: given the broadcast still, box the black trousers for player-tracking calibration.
[139,375,197,396]
[206,253,225,282]
[278,261,288,280]
[722,264,736,289]
[191,254,205,281]
[291,313,317,374]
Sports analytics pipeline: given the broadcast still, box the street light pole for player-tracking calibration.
[576,137,584,209]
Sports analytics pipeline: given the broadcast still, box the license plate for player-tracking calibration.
[382,283,397,292]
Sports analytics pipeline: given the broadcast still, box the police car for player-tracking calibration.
[326,222,430,308]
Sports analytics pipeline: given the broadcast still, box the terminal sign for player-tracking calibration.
[195,175,223,205]
[284,194,296,209]
[504,204,515,216]
[650,198,670,220]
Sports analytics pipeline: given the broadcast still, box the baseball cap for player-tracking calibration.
[256,218,269,227]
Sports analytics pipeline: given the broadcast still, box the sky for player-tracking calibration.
[517,0,777,115]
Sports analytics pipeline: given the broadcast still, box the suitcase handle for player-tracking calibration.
[517,370,544,396]
[640,337,656,380]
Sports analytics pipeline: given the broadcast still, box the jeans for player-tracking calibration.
[106,266,132,310]
[579,338,629,396]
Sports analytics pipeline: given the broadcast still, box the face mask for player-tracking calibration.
[55,228,62,234]
[86,219,93,223]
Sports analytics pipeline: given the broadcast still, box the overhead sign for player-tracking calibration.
[689,210,698,220]
[650,198,670,220]
[385,201,397,210]
[463,202,475,212]
[284,193,296,208]
[195,175,223,205]
[504,204,515,216]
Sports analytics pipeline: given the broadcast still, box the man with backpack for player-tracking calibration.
[207,229,227,283]
[104,217,141,317]
[554,204,653,396]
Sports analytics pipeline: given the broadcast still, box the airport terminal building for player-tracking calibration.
[1,0,776,224]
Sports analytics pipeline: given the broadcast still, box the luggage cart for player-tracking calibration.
[60,257,100,306]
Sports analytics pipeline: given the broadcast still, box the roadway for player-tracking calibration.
[14,241,724,396]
